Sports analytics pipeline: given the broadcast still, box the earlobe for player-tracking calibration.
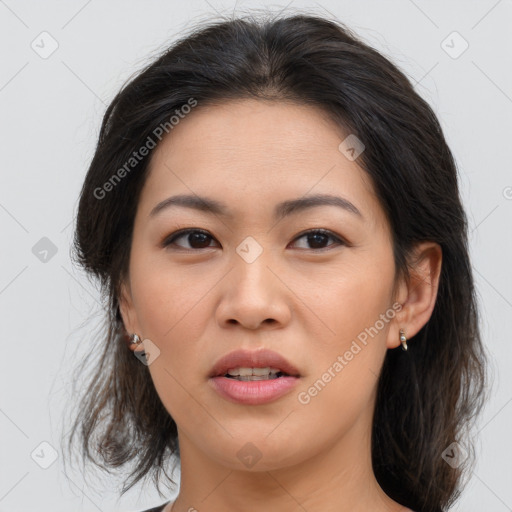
[387,242,442,349]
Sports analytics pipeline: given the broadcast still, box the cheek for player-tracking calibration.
[129,253,218,383]
[305,256,395,347]
[297,256,395,404]
[130,250,211,339]
[295,276,393,432]
[130,262,214,423]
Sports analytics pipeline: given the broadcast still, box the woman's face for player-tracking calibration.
[120,99,407,471]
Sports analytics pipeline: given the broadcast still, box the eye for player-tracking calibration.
[162,229,217,250]
[290,229,346,250]
[162,228,346,251]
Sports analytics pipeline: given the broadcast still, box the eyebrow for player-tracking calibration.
[149,193,363,221]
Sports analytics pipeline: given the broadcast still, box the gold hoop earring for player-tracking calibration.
[399,329,408,351]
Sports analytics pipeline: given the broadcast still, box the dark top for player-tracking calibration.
[138,502,417,512]
[139,503,170,512]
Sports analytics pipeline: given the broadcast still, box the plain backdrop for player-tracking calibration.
[1,1,511,511]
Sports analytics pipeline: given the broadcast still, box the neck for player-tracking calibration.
[170,409,407,512]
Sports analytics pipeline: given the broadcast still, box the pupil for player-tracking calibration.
[308,233,327,249]
[190,232,210,248]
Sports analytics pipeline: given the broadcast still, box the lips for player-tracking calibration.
[209,348,301,378]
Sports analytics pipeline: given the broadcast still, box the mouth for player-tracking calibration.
[223,367,292,381]
[208,348,301,405]
[209,348,301,380]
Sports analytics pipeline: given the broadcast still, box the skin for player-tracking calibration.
[119,99,442,512]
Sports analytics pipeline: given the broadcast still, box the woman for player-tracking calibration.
[63,11,487,512]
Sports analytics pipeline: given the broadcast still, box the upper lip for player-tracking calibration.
[209,348,301,378]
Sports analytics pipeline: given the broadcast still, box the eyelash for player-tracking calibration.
[162,228,347,252]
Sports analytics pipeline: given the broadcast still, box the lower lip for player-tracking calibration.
[208,376,300,405]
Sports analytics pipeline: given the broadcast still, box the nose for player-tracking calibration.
[215,250,292,331]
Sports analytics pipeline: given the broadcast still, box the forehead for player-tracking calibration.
[138,99,386,231]
[153,99,347,162]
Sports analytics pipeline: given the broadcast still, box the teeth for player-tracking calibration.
[234,374,280,381]
[226,367,281,377]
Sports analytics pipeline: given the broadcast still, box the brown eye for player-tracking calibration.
[162,228,346,252]
[290,229,345,250]
[163,229,217,250]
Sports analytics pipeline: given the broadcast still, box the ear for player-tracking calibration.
[387,241,442,349]
[118,279,141,351]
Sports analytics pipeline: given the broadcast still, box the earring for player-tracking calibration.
[130,333,142,346]
[399,329,408,351]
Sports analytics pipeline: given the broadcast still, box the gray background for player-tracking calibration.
[0,0,511,510]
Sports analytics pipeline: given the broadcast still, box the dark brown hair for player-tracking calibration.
[63,10,487,512]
